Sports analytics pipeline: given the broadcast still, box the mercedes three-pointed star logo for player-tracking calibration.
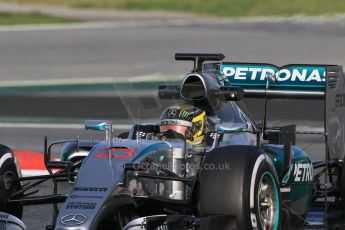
[61,214,86,226]
[168,109,177,118]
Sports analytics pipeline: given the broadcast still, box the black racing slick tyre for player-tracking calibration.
[197,145,281,230]
[0,145,23,218]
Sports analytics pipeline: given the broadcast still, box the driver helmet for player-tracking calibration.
[159,103,206,145]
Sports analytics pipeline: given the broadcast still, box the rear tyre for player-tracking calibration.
[0,145,23,218]
[197,145,280,230]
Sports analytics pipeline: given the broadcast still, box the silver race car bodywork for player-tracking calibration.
[55,102,257,229]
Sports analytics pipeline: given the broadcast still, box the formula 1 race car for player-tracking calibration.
[0,53,344,230]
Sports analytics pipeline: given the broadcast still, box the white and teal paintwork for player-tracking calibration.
[263,144,313,216]
[220,63,326,92]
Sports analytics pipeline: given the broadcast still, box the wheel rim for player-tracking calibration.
[257,172,279,230]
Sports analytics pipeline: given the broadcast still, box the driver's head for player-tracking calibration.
[159,103,206,145]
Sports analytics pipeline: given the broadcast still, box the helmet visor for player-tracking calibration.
[160,125,189,137]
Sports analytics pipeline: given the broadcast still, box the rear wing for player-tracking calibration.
[219,62,345,160]
[220,63,341,99]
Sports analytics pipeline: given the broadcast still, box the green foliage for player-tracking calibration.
[3,0,345,17]
[0,11,79,25]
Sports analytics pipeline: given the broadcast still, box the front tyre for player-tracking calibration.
[0,145,23,218]
[197,146,280,230]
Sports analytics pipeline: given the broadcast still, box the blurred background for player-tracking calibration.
[0,0,344,228]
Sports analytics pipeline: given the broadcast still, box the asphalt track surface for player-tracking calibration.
[1,19,345,82]
[0,95,323,121]
[0,18,345,229]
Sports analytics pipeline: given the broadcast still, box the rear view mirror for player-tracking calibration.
[85,120,111,131]
[85,120,113,141]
